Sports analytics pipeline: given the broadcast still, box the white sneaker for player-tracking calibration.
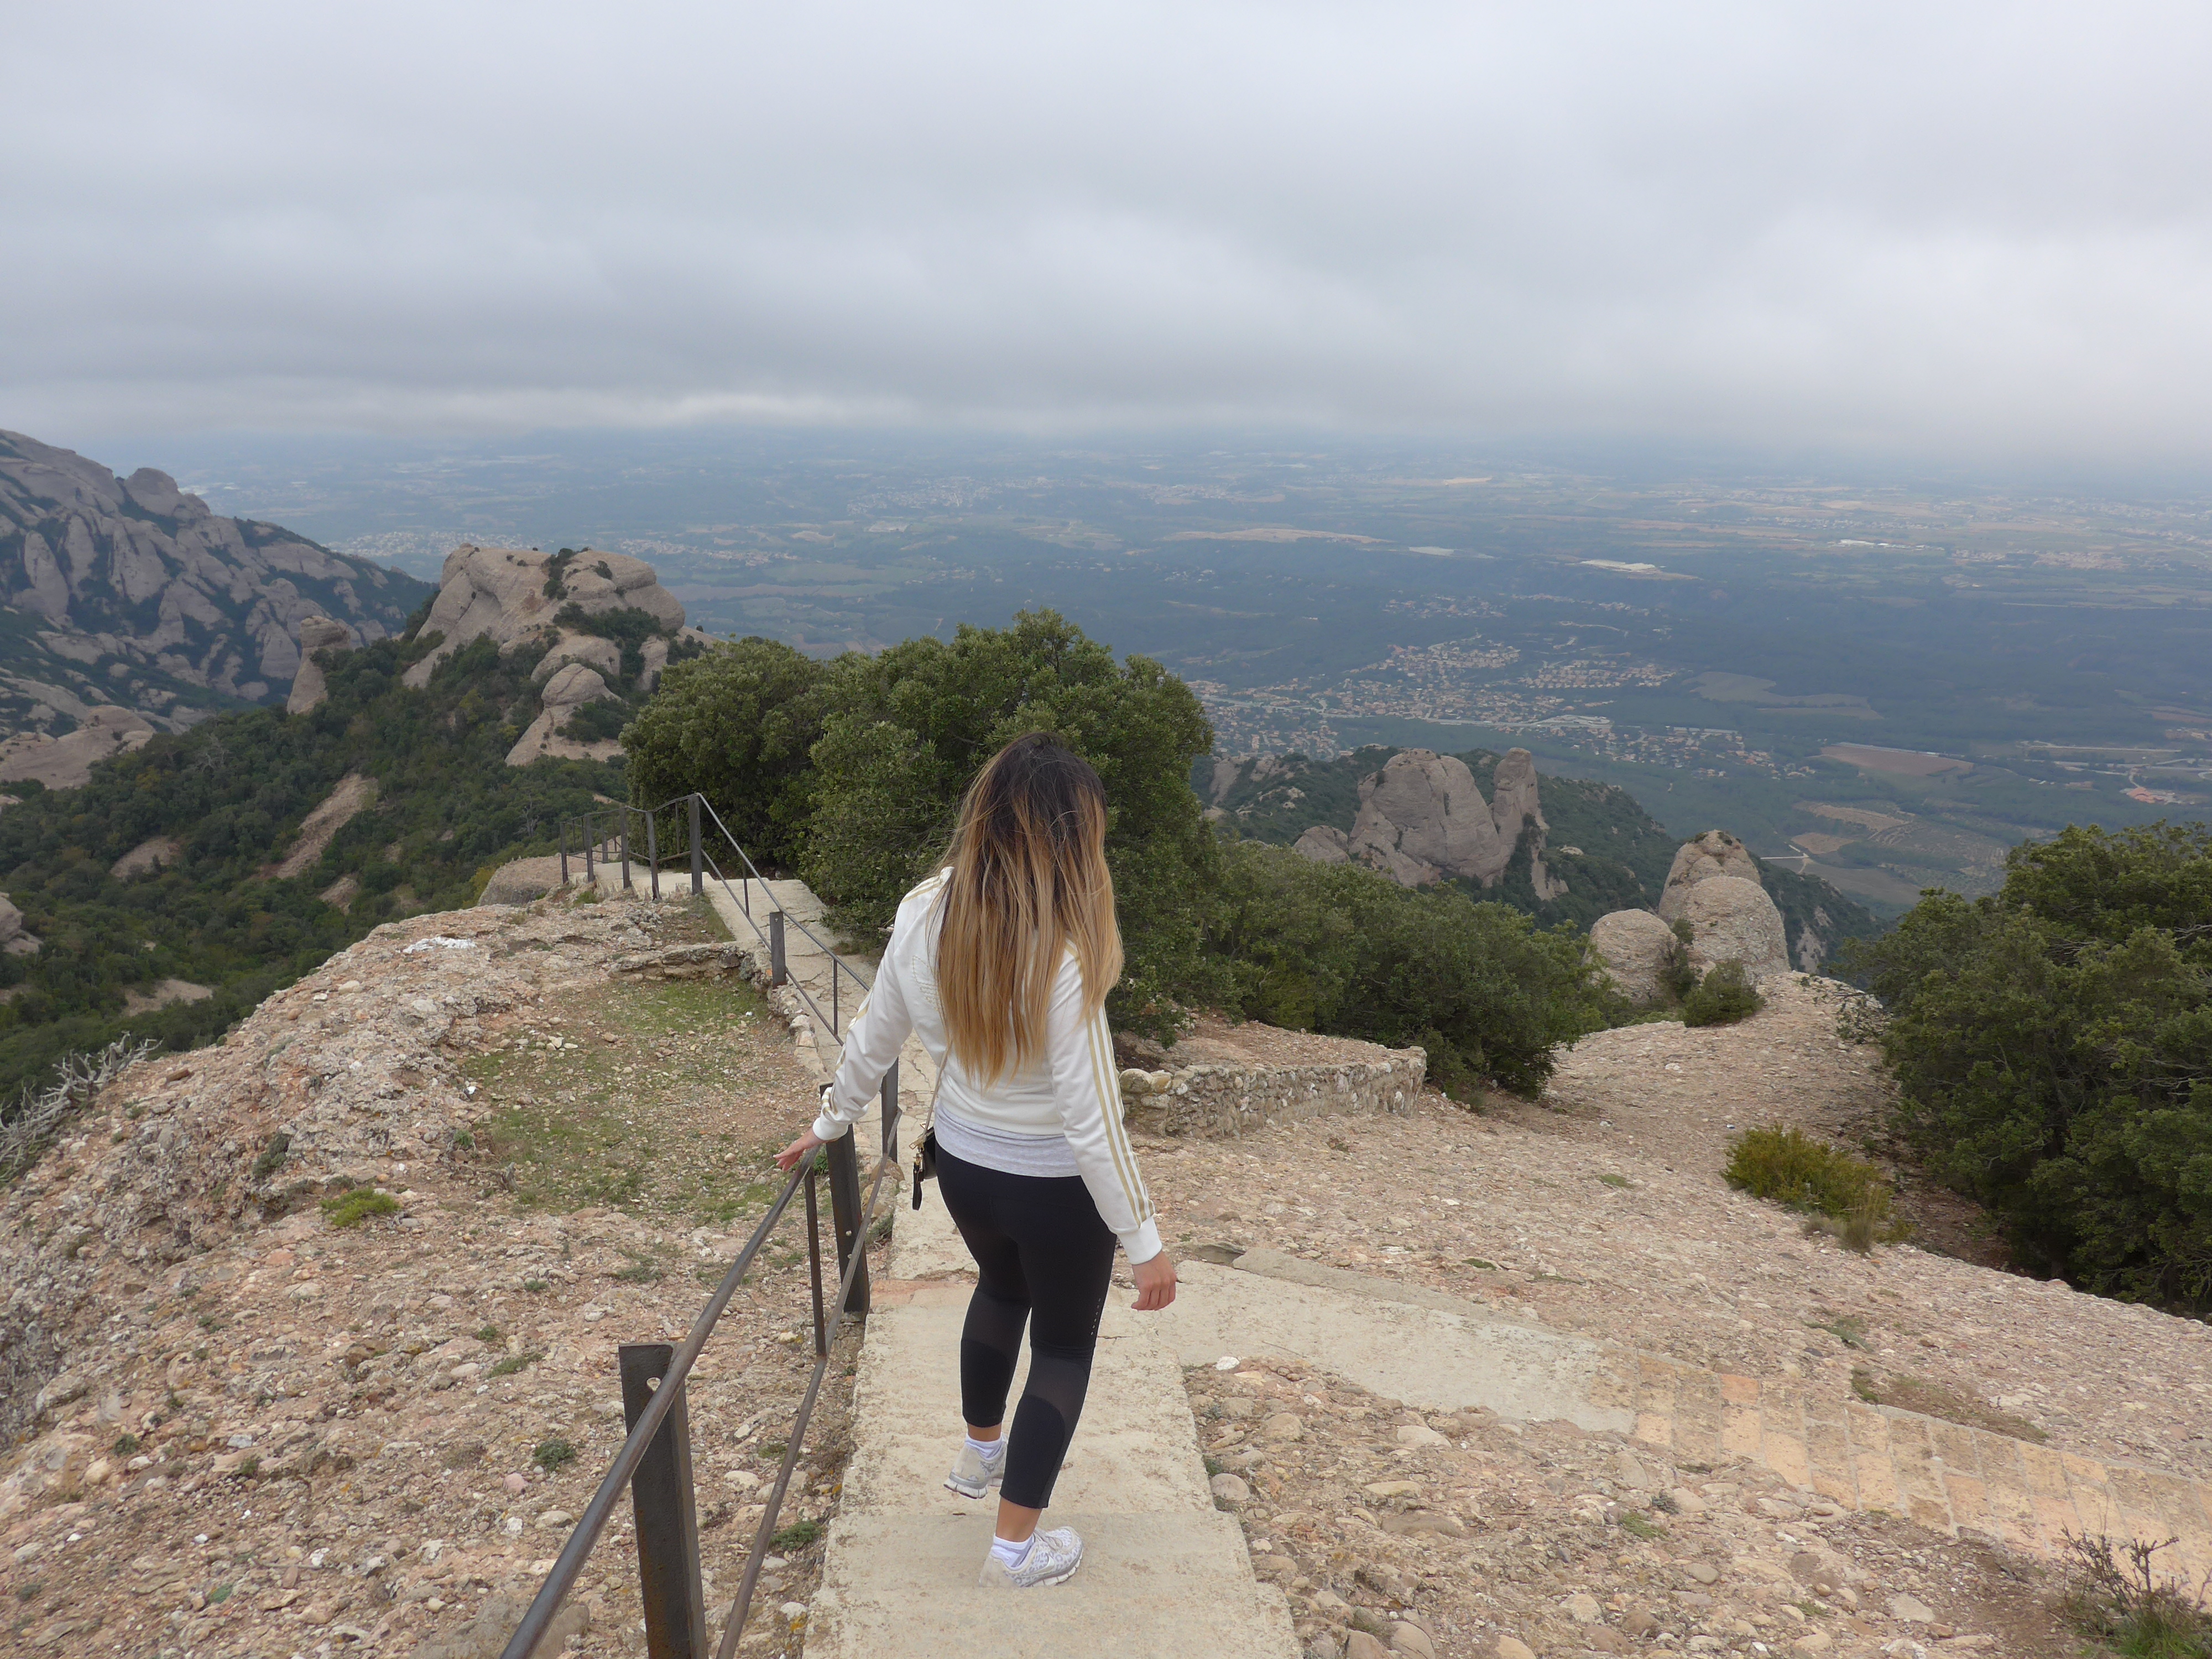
[977,1526,1083,1589]
[944,1442,1005,1500]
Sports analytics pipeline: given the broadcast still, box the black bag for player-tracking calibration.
[911,1126,938,1209]
[910,1067,944,1209]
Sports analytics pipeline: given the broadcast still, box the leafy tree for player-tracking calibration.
[800,611,1219,1036]
[620,638,831,870]
[1847,823,2212,1310]
[1204,841,1609,1097]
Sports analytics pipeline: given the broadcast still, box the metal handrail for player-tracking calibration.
[503,796,906,1659]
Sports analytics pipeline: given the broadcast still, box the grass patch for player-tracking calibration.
[112,1432,139,1455]
[1681,958,1764,1027]
[1851,1368,2047,1443]
[523,1279,550,1293]
[321,1188,400,1229]
[489,1349,545,1379]
[1619,1511,1668,1540]
[2062,1533,2212,1658]
[207,1583,233,1604]
[466,975,786,1223]
[1464,1257,1498,1270]
[1598,1173,1631,1190]
[477,1324,503,1343]
[534,1437,577,1472]
[770,1519,823,1552]
[1725,1125,1907,1252]
[1808,1313,1870,1349]
[612,1249,665,1284]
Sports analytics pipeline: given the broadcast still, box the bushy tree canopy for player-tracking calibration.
[620,637,831,870]
[1848,823,2212,1311]
[1204,840,1609,1097]
[800,611,1219,1035]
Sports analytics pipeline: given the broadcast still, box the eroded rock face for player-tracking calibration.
[0,894,41,956]
[403,545,686,688]
[1675,876,1791,981]
[1347,750,1510,886]
[0,430,426,736]
[283,615,356,714]
[1589,910,1679,1006]
[506,664,620,765]
[1294,824,1352,864]
[0,705,156,791]
[1657,830,1761,922]
[1295,747,1556,891]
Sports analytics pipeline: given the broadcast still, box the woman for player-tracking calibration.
[777,733,1177,1590]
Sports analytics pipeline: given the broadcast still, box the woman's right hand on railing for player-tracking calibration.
[775,1129,827,1171]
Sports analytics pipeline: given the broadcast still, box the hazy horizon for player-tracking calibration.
[12,3,2212,463]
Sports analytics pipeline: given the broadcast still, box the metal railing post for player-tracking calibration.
[805,1167,828,1358]
[769,911,787,987]
[619,1343,708,1659]
[619,816,634,891]
[832,963,839,1035]
[880,1060,899,1160]
[646,812,660,902]
[824,1131,870,1317]
[560,822,569,886]
[688,795,703,896]
[585,829,595,885]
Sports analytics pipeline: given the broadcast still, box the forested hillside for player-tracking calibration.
[0,632,612,1097]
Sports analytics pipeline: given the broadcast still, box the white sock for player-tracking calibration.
[990,1533,1034,1569]
[966,1435,1004,1462]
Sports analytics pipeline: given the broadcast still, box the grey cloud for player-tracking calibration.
[8,1,2212,456]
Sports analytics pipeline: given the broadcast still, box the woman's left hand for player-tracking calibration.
[775,1129,827,1171]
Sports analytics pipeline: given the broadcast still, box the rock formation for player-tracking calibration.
[0,706,156,791]
[507,664,623,765]
[403,544,690,688]
[1674,875,1792,982]
[0,430,427,738]
[283,615,356,715]
[0,895,40,956]
[1293,747,1561,894]
[1657,830,1760,922]
[1588,909,1679,1007]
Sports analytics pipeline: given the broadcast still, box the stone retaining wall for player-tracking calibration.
[1119,1050,1425,1139]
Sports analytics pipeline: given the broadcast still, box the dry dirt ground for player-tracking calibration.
[0,890,862,1659]
[1141,978,2212,1657]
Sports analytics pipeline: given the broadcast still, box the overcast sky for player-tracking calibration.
[9,2,2212,460]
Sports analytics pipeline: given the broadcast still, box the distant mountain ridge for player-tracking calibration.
[0,430,432,738]
[1202,745,1881,969]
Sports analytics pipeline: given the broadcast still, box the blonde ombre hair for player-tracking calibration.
[934,733,1122,1082]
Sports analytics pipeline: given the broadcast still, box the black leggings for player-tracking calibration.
[935,1146,1116,1510]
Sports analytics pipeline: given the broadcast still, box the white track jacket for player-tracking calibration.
[810,870,1161,1263]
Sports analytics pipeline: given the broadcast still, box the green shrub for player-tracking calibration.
[533,1437,577,1472]
[2062,1533,2212,1659]
[320,1188,400,1228]
[251,1131,291,1180]
[770,1519,823,1552]
[1681,959,1762,1027]
[622,637,832,872]
[1725,1125,1893,1224]
[1845,822,2212,1310]
[1205,842,1609,1098]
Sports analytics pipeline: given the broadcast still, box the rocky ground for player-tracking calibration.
[1186,1356,2069,1659]
[1144,978,2212,1491]
[0,890,859,1658]
[6,913,2206,1659]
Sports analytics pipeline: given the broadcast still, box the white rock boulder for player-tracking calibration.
[507,664,623,766]
[1675,876,1791,982]
[1589,910,1679,1006]
[404,545,687,688]
[284,615,356,714]
[1293,825,1352,864]
[1656,830,1761,922]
